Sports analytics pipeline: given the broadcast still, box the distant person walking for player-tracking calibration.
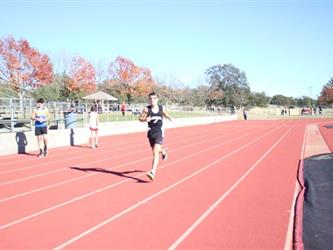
[139,92,172,181]
[120,101,126,116]
[89,106,99,149]
[243,108,248,120]
[319,106,323,115]
[31,98,49,157]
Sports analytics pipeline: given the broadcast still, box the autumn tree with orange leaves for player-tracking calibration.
[318,77,333,105]
[0,37,53,94]
[62,56,97,100]
[107,56,155,103]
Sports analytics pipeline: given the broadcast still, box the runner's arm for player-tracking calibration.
[31,110,39,122]
[139,107,149,122]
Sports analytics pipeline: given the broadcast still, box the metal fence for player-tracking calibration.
[0,98,233,133]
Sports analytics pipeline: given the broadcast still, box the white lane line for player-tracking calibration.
[0,127,245,202]
[168,126,293,250]
[284,182,299,250]
[0,125,216,173]
[283,124,307,250]
[0,139,151,175]
[0,123,228,168]
[0,122,248,171]
[0,147,148,186]
[0,134,148,168]
[284,124,309,250]
[0,126,279,230]
[0,127,243,187]
[52,125,284,250]
[0,126,224,175]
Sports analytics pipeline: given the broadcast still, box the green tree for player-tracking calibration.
[31,82,61,101]
[247,92,270,107]
[192,85,210,107]
[205,64,250,107]
[294,96,315,107]
[270,95,294,106]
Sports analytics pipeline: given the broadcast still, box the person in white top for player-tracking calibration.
[89,105,99,149]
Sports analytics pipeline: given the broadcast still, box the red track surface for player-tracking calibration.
[0,119,331,249]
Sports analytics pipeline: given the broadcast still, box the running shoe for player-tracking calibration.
[162,148,168,160]
[38,149,43,158]
[146,171,156,181]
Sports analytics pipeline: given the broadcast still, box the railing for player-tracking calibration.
[0,118,33,132]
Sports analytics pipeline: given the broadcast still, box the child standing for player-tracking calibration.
[89,106,99,149]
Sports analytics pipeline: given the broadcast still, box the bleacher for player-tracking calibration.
[0,98,34,133]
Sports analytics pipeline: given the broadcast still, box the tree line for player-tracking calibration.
[1,36,332,107]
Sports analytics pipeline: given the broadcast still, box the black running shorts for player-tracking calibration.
[35,126,47,136]
[147,131,163,147]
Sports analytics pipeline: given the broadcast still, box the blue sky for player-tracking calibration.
[0,0,332,98]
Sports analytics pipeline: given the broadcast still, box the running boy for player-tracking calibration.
[139,92,172,181]
[31,98,49,157]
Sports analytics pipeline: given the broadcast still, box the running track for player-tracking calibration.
[0,119,332,249]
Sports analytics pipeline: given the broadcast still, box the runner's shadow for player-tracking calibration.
[24,152,39,156]
[72,145,92,149]
[70,167,149,183]
[15,132,27,154]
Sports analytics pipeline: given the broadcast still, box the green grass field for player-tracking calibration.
[96,110,218,122]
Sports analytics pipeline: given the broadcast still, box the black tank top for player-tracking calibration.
[147,105,163,135]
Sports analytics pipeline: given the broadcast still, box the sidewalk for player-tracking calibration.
[303,124,331,158]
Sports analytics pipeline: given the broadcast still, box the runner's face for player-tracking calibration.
[149,95,158,106]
